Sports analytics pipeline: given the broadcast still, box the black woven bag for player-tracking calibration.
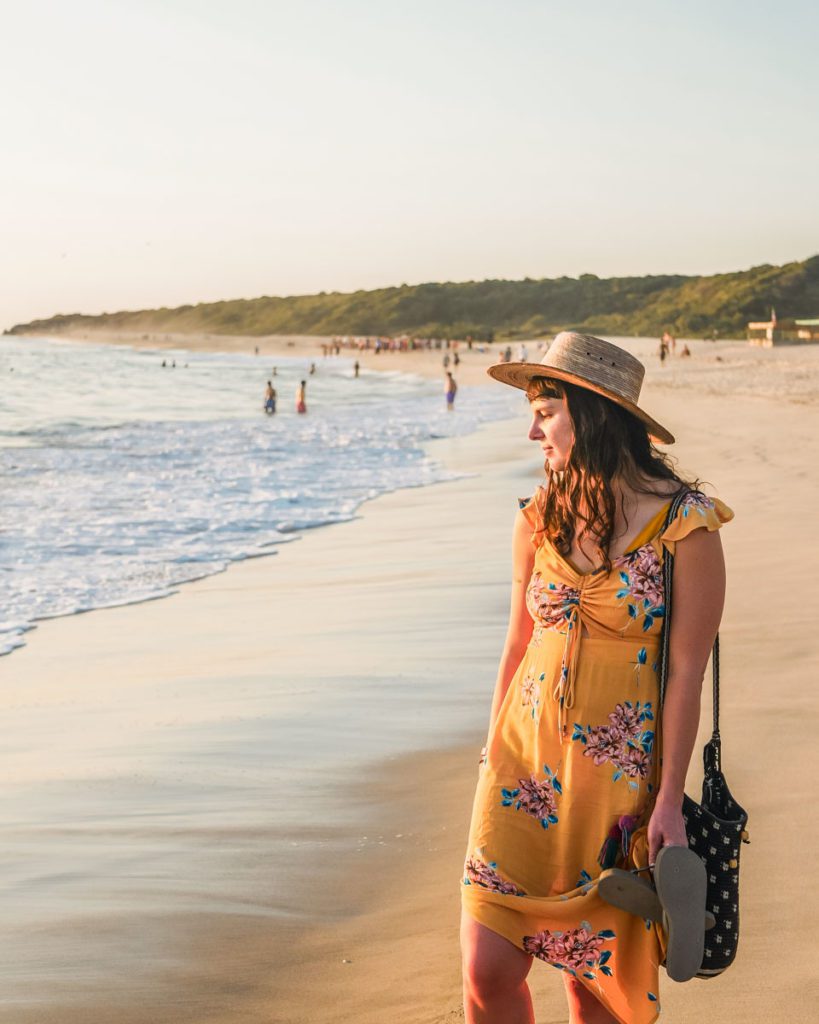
[657,489,750,978]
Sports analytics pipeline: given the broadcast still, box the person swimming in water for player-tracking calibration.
[264,380,277,415]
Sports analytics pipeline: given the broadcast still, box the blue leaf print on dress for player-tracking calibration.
[632,646,648,687]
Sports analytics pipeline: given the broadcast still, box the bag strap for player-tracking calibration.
[659,488,722,766]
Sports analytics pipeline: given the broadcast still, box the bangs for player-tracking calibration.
[526,376,567,403]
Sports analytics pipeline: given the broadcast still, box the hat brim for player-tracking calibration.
[487,361,675,445]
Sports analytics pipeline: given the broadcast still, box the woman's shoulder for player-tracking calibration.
[660,487,734,555]
[517,484,547,517]
[516,486,548,547]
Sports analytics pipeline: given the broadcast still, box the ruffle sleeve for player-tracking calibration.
[660,492,734,556]
[517,489,545,549]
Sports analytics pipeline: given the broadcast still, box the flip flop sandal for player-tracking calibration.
[598,868,715,930]
[653,845,708,982]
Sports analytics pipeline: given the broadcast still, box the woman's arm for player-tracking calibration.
[647,527,726,861]
[484,507,537,745]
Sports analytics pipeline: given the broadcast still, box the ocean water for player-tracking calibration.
[0,336,518,656]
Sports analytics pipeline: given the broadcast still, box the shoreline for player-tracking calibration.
[12,326,818,408]
[7,327,503,387]
[2,337,817,1021]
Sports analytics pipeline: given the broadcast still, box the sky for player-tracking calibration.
[1,0,817,330]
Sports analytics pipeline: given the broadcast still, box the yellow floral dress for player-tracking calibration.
[461,490,733,1024]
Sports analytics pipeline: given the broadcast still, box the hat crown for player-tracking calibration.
[543,332,644,404]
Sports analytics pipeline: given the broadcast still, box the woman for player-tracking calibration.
[296,380,307,414]
[460,332,732,1024]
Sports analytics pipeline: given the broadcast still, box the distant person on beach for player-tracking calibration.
[658,339,668,365]
[354,360,360,378]
[453,351,460,367]
[309,362,316,375]
[460,331,733,1024]
[443,353,451,369]
[263,381,277,415]
[296,380,307,414]
[681,344,691,358]
[445,371,457,410]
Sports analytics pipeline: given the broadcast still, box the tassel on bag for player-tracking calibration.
[597,813,640,870]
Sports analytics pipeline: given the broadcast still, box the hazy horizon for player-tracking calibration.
[3,0,817,330]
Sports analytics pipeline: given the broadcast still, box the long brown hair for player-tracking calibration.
[526,376,698,573]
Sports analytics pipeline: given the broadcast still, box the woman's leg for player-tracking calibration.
[561,974,619,1024]
[460,909,535,1024]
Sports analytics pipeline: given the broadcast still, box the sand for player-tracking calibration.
[2,330,817,1023]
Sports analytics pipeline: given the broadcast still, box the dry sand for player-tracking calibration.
[3,331,817,1022]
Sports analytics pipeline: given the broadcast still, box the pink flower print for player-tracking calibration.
[572,702,655,789]
[526,573,581,630]
[681,491,714,516]
[621,746,651,779]
[608,702,642,738]
[558,926,605,970]
[583,725,622,766]
[522,924,615,976]
[501,763,562,829]
[463,851,527,896]
[624,545,663,607]
[615,545,664,632]
[516,774,557,819]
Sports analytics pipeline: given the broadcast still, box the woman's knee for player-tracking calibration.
[460,914,532,1000]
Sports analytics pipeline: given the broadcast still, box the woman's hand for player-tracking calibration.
[647,794,689,865]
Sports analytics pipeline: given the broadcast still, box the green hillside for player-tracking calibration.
[8,255,819,341]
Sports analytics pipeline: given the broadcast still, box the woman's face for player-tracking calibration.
[528,394,574,472]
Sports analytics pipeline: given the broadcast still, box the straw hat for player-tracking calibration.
[488,332,675,445]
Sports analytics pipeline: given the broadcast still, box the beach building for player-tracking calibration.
[747,312,819,346]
